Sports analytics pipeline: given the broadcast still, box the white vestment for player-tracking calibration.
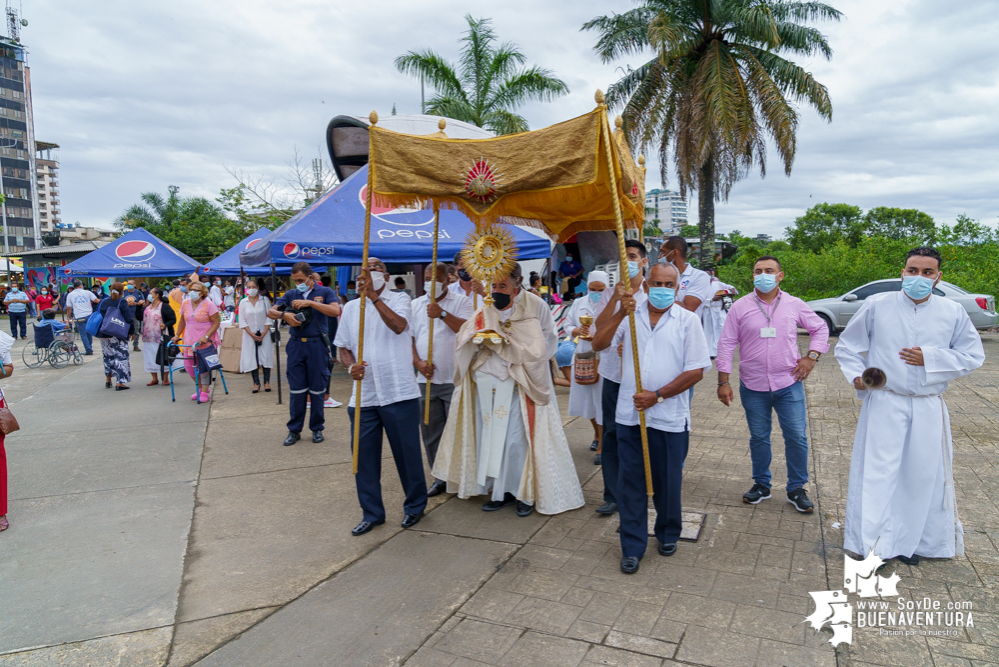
[566,296,603,424]
[701,278,737,357]
[834,291,985,559]
[433,290,585,514]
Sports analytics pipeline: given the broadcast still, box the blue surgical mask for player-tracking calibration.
[347,289,356,296]
[647,287,675,310]
[126,284,135,290]
[588,291,602,304]
[627,260,642,279]
[566,256,573,262]
[295,282,309,292]
[753,274,778,293]
[902,275,934,300]
[179,286,188,293]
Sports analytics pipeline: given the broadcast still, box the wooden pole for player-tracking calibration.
[597,91,653,497]
[352,110,379,475]
[424,202,441,425]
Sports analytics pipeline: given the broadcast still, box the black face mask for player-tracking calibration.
[491,292,511,309]
[457,269,473,282]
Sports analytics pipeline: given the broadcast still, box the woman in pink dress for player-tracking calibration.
[172,282,221,402]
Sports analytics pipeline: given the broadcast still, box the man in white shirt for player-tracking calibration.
[448,251,486,306]
[658,236,713,318]
[209,279,224,308]
[65,279,99,355]
[591,263,711,574]
[335,256,428,536]
[412,262,473,497]
[223,280,236,312]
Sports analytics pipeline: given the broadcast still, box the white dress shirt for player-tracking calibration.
[223,285,235,308]
[595,285,647,384]
[209,285,223,307]
[678,263,713,319]
[335,289,420,408]
[411,289,474,385]
[612,301,711,432]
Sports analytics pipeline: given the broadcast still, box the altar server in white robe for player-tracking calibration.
[433,263,584,517]
[834,247,985,565]
[567,271,609,456]
[701,271,737,358]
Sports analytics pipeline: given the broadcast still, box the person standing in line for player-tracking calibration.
[25,283,37,318]
[97,282,136,391]
[173,282,222,402]
[449,251,486,304]
[268,262,340,445]
[715,255,829,513]
[168,279,189,319]
[834,247,984,566]
[141,288,177,386]
[335,257,427,535]
[591,262,710,574]
[208,278,224,308]
[411,261,473,497]
[223,279,236,314]
[3,282,28,339]
[238,279,274,394]
[566,271,608,462]
[34,285,55,317]
[591,239,649,516]
[0,346,14,533]
[124,279,147,352]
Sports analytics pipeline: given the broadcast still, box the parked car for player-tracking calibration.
[807,279,998,334]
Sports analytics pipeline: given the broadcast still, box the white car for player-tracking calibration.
[807,279,998,334]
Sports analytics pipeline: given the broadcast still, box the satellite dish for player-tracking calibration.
[19,18,26,26]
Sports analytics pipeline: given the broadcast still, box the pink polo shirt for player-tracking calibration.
[715,289,829,392]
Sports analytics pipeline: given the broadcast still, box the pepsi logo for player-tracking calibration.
[246,238,263,250]
[115,240,156,262]
[283,243,300,259]
[359,186,434,226]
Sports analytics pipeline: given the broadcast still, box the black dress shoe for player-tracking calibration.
[482,493,516,511]
[896,554,920,566]
[283,432,301,446]
[312,430,324,443]
[594,453,602,465]
[351,519,385,536]
[620,556,640,574]
[115,384,130,391]
[427,480,447,497]
[590,439,599,451]
[595,501,618,515]
[516,501,534,517]
[658,542,677,557]
[401,512,424,528]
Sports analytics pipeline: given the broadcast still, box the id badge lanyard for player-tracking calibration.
[755,292,781,338]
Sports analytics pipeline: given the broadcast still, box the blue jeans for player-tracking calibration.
[739,381,809,492]
[75,318,93,353]
[8,311,25,338]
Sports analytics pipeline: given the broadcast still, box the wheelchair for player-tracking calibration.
[22,321,84,369]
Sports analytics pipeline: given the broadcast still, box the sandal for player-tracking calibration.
[253,384,260,394]
[147,380,159,386]
[0,516,8,532]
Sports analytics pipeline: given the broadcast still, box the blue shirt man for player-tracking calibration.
[4,284,29,339]
[268,261,341,445]
[558,255,584,301]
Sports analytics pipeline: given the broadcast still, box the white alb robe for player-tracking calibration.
[701,278,736,357]
[566,296,603,424]
[834,291,985,560]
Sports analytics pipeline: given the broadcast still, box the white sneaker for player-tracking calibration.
[324,397,342,408]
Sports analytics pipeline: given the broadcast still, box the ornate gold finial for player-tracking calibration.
[638,154,646,167]
[595,89,605,105]
[438,118,446,130]
[369,110,379,125]
[615,116,623,129]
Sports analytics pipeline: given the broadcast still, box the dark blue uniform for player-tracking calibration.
[276,285,337,434]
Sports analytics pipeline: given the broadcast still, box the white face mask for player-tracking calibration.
[247,288,258,297]
[423,280,444,299]
[370,271,386,292]
[189,291,201,301]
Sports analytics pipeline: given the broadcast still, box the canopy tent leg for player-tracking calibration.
[271,263,282,405]
[424,204,441,425]
[598,98,652,498]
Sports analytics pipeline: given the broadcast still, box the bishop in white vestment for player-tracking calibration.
[834,249,985,562]
[433,265,584,516]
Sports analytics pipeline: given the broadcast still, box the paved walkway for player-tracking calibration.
[0,332,996,666]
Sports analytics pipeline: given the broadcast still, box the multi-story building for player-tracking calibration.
[644,188,688,235]
[42,222,115,247]
[36,140,57,233]
[0,35,38,252]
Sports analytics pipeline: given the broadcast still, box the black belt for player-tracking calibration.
[293,336,323,342]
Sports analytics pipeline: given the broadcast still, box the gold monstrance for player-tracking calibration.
[461,223,519,345]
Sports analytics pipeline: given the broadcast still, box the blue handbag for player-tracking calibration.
[195,343,223,374]
[85,310,103,336]
[98,303,130,340]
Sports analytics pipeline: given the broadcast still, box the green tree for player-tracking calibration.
[679,224,700,238]
[937,214,996,246]
[584,0,840,270]
[395,15,569,135]
[785,202,864,253]
[863,206,935,243]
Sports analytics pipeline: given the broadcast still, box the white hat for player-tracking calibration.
[587,270,610,287]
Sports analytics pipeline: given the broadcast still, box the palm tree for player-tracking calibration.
[395,15,569,135]
[114,187,179,231]
[584,0,840,269]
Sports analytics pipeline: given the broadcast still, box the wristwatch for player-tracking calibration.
[438,309,448,321]
[807,351,821,361]
[655,389,664,403]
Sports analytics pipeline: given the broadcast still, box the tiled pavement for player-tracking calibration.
[403,332,999,667]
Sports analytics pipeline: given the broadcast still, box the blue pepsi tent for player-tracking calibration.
[239,163,553,268]
[60,227,201,278]
[201,228,326,276]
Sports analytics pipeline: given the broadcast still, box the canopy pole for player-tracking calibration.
[271,263,282,405]
[597,92,652,498]
[424,203,441,425]
[352,110,379,475]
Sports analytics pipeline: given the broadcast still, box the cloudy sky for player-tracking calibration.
[27,0,999,238]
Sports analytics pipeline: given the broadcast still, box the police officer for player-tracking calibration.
[267,261,341,446]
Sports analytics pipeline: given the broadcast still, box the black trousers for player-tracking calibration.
[600,378,620,504]
[348,398,428,523]
[617,424,688,558]
[9,312,25,338]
